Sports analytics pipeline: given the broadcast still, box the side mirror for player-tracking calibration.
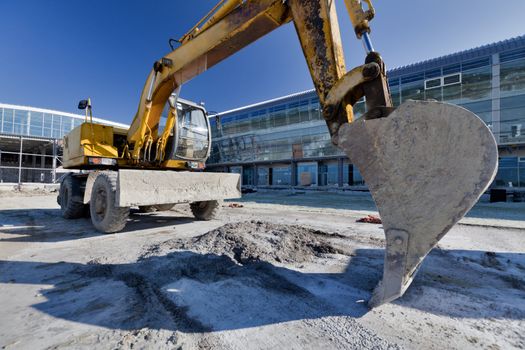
[78,99,89,110]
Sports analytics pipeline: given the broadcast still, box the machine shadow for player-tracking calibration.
[1,248,523,333]
[0,208,197,243]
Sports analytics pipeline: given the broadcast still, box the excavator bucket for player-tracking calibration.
[337,100,498,307]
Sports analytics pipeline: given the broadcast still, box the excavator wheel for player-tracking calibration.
[58,174,87,219]
[89,172,130,233]
[337,100,498,307]
[190,200,222,220]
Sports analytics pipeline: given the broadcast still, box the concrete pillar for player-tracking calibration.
[491,53,501,144]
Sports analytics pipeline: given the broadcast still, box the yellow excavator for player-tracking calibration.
[58,0,498,307]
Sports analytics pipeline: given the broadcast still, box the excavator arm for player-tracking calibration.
[126,0,391,160]
[126,0,498,307]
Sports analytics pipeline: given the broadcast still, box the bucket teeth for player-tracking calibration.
[337,100,498,307]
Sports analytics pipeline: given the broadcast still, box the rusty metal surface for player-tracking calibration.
[288,0,354,140]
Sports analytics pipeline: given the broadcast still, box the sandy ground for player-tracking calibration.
[0,191,524,349]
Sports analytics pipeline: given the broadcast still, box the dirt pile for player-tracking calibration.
[146,220,349,264]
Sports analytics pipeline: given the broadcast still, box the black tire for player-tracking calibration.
[90,172,130,233]
[190,200,222,220]
[58,174,85,219]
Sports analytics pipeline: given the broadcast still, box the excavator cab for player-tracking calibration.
[158,97,211,169]
[172,102,211,161]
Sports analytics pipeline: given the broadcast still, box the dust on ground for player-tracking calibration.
[144,220,350,264]
[1,193,524,349]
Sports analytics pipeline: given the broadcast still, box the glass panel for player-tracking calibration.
[518,162,525,187]
[425,69,441,79]
[30,111,44,136]
[14,109,29,135]
[500,58,525,96]
[43,127,52,138]
[425,78,441,89]
[443,74,460,85]
[494,167,518,187]
[353,166,365,185]
[501,95,525,109]
[319,163,338,186]
[297,163,317,186]
[343,162,351,185]
[52,114,62,138]
[500,96,525,143]
[460,100,492,124]
[61,117,73,136]
[299,105,310,122]
[2,108,14,134]
[272,166,291,185]
[401,81,424,102]
[176,106,210,160]
[242,166,254,186]
[443,64,460,75]
[287,106,300,125]
[43,113,53,128]
[443,84,461,103]
[390,86,401,107]
[461,66,491,102]
[310,102,321,120]
[500,108,525,143]
[257,167,269,186]
[270,106,287,128]
[425,87,442,101]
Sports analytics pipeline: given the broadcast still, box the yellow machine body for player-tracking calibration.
[62,123,120,168]
[63,122,190,170]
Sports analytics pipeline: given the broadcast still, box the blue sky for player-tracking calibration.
[0,0,524,124]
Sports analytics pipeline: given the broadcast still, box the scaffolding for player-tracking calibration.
[0,134,62,185]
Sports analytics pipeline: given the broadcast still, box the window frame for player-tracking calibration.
[424,77,441,90]
[443,73,462,86]
[424,73,462,90]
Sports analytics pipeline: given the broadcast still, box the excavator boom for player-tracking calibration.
[125,0,498,307]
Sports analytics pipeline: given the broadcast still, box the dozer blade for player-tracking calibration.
[337,100,498,308]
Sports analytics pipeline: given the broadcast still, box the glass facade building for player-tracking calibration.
[0,103,126,139]
[0,103,127,184]
[208,35,525,189]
